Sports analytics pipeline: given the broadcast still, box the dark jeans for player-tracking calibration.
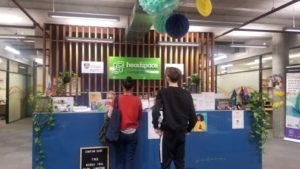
[116,131,138,169]
[160,131,186,169]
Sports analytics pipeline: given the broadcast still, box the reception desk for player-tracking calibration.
[32,111,261,169]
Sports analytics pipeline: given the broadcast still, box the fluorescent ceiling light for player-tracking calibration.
[245,60,259,65]
[48,11,120,22]
[19,66,26,69]
[228,30,268,37]
[250,66,259,69]
[0,34,26,39]
[65,37,114,43]
[221,64,233,69]
[283,27,300,33]
[35,58,43,65]
[159,41,200,47]
[230,44,268,48]
[5,46,20,55]
[221,70,227,74]
[214,54,227,61]
[23,40,35,43]
[262,56,272,61]
[290,54,300,58]
[0,58,2,63]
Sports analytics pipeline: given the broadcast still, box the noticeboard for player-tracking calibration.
[80,146,109,169]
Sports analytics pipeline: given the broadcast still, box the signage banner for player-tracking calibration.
[285,73,300,142]
[81,61,104,74]
[109,57,161,80]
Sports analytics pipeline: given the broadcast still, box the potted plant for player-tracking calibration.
[246,91,271,150]
[190,74,201,93]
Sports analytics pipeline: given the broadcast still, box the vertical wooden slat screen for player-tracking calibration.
[94,27,98,92]
[49,25,53,84]
[75,26,79,97]
[44,24,215,103]
[69,26,73,95]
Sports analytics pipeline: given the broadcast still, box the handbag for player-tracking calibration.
[105,95,121,142]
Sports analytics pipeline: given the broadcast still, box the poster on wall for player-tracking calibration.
[192,93,215,111]
[232,110,244,129]
[81,61,104,74]
[285,72,300,142]
[52,97,74,112]
[148,110,160,139]
[109,57,161,80]
[193,113,207,132]
[165,64,184,74]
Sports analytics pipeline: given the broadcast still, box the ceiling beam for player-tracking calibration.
[0,24,35,29]
[235,28,299,34]
[10,0,45,34]
[215,0,300,39]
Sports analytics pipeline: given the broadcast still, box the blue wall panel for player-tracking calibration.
[32,111,261,169]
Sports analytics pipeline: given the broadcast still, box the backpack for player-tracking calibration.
[105,95,121,142]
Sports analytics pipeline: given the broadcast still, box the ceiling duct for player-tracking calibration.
[125,1,154,42]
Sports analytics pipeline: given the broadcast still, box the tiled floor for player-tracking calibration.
[1,118,300,169]
[0,118,32,169]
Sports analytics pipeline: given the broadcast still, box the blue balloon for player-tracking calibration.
[166,14,190,39]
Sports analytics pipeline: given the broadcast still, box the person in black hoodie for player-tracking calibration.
[152,67,197,169]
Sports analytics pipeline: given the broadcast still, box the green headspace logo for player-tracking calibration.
[109,57,161,80]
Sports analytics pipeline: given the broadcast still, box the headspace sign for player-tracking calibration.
[109,57,161,80]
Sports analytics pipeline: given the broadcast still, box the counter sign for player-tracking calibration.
[80,146,109,169]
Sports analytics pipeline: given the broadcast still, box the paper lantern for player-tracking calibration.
[139,0,179,15]
[195,0,212,17]
[154,14,169,34]
[166,14,189,39]
[273,101,284,109]
[273,91,285,97]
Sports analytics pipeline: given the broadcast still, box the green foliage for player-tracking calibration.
[191,74,200,85]
[32,97,55,169]
[246,91,270,150]
[55,72,75,96]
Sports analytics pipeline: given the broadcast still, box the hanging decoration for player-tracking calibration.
[139,0,179,15]
[154,14,169,34]
[195,0,212,17]
[166,14,190,39]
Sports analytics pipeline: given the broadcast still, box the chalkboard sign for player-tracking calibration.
[80,146,109,169]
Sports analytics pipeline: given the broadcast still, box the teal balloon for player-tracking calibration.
[139,0,179,15]
[154,14,169,34]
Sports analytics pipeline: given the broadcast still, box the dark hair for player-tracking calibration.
[166,67,181,83]
[197,114,204,121]
[122,76,136,91]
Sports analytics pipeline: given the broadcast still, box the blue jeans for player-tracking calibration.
[116,131,138,169]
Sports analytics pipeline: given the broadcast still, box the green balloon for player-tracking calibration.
[139,0,179,15]
[154,14,169,34]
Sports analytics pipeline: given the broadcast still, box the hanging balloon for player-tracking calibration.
[139,0,179,15]
[166,14,189,39]
[195,0,212,17]
[154,14,169,34]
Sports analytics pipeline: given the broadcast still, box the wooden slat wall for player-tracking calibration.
[44,24,215,101]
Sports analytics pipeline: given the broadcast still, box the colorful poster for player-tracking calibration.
[81,61,104,74]
[232,110,244,129]
[109,57,161,80]
[193,113,207,132]
[285,73,300,142]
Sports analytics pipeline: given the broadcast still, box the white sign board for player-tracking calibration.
[81,61,104,74]
[148,110,160,139]
[232,110,244,129]
[192,92,215,111]
[165,64,184,74]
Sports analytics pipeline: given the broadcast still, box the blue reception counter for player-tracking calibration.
[32,111,261,169]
